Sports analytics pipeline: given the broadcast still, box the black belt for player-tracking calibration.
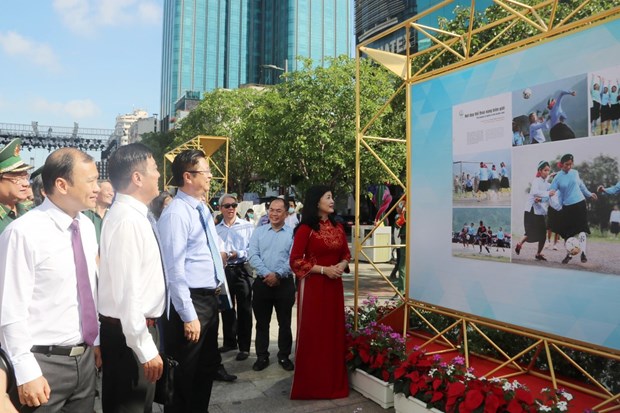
[31,344,87,357]
[226,262,246,268]
[100,315,158,327]
[189,287,221,296]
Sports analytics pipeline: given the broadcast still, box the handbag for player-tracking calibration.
[154,353,179,405]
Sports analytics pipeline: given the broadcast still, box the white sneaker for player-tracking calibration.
[544,241,551,249]
[552,243,558,251]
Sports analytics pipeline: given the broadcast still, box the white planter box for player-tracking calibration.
[394,393,444,413]
[350,368,394,409]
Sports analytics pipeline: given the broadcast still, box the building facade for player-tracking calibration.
[355,0,492,53]
[160,0,352,131]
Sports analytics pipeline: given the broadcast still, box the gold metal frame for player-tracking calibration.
[163,135,229,206]
[355,1,620,410]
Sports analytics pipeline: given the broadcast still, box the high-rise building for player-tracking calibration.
[355,0,492,53]
[160,0,352,131]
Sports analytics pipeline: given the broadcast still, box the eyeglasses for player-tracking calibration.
[1,175,30,184]
[186,170,211,176]
[221,203,238,209]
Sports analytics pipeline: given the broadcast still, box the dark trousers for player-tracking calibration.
[15,347,96,413]
[100,319,159,413]
[221,265,253,352]
[163,293,221,413]
[252,277,295,359]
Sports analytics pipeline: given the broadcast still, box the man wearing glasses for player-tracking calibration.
[0,139,34,234]
[216,195,254,362]
[157,150,232,412]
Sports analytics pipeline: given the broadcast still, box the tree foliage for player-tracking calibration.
[412,0,615,75]
[143,56,405,199]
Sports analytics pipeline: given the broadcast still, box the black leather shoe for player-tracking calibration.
[252,357,270,371]
[236,351,249,361]
[278,358,294,371]
[214,366,237,382]
[562,254,572,264]
[581,252,587,263]
[218,345,237,353]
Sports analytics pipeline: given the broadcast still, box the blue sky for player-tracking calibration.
[0,0,163,130]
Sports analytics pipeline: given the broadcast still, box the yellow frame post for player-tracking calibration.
[355,1,620,409]
[163,135,229,207]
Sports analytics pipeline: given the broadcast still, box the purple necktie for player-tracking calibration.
[70,219,98,346]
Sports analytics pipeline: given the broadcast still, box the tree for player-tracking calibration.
[165,56,406,200]
[140,129,177,186]
[174,88,266,196]
[251,56,406,198]
[412,0,615,75]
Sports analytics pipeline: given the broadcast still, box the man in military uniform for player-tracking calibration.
[0,139,34,234]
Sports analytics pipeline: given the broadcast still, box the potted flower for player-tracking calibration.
[392,348,576,413]
[345,296,406,409]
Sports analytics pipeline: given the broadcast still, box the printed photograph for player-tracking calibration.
[453,149,511,207]
[452,207,511,263]
[588,66,620,137]
[511,135,620,275]
[512,74,588,146]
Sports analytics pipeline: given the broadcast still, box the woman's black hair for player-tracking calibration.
[295,185,337,234]
[149,191,173,220]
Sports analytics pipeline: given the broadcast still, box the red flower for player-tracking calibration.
[382,369,390,382]
[483,392,502,413]
[462,389,484,412]
[515,388,534,405]
[506,398,525,413]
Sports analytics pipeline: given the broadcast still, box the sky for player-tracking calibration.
[0,0,163,131]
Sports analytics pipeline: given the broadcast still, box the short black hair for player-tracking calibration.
[108,143,154,191]
[42,148,93,195]
[270,197,287,210]
[171,150,205,187]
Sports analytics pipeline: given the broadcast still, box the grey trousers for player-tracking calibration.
[18,346,97,413]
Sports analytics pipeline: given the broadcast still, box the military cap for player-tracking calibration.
[0,139,33,174]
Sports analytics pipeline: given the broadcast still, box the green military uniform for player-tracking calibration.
[0,138,34,234]
[0,202,32,233]
[82,209,105,245]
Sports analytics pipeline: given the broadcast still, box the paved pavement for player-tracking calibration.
[96,259,400,413]
[204,260,399,413]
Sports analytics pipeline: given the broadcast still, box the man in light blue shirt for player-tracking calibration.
[157,149,234,412]
[248,197,295,372]
[216,194,254,361]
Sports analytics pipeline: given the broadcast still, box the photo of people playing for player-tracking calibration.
[588,66,620,136]
[453,149,511,206]
[452,208,511,263]
[511,135,620,275]
[512,74,588,146]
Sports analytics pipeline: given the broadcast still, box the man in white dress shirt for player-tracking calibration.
[0,147,101,412]
[98,143,165,412]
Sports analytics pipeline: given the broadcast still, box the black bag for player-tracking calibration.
[154,354,178,405]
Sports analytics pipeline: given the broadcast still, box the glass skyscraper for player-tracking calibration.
[355,0,493,54]
[160,0,352,129]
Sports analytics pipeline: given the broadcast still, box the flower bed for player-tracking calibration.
[350,368,395,409]
[393,348,576,413]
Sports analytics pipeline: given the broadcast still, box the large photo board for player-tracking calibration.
[409,18,620,350]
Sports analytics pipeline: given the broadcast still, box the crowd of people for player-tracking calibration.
[0,139,352,413]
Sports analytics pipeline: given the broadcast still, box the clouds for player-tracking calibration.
[0,31,61,72]
[31,97,102,120]
[53,0,162,35]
